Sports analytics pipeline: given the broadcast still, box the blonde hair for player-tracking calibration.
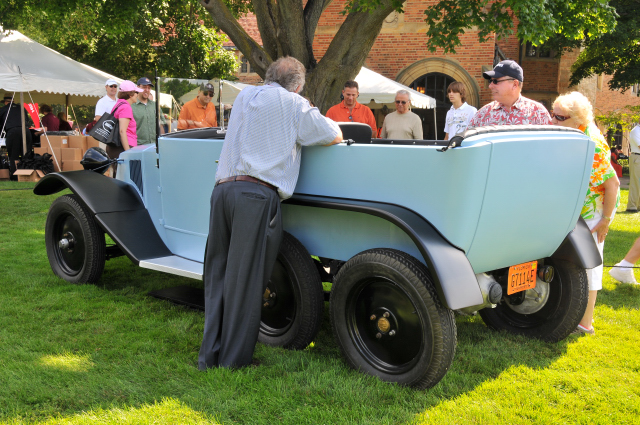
[552,91,594,126]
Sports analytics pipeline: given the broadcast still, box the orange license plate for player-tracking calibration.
[507,261,538,295]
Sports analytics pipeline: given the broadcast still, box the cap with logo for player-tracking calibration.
[119,80,144,93]
[137,77,154,87]
[105,78,118,86]
[482,60,524,82]
[200,83,215,92]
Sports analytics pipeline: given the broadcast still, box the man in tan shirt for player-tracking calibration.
[178,83,218,130]
[380,90,423,140]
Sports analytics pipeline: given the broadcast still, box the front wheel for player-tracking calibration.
[258,232,324,350]
[479,258,588,342]
[330,249,456,390]
[45,194,106,283]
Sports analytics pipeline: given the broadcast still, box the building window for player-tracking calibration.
[524,41,555,59]
[241,56,250,73]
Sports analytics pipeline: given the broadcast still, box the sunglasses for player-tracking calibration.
[488,78,516,85]
[551,111,571,122]
[202,92,214,97]
[108,85,118,88]
[395,100,408,105]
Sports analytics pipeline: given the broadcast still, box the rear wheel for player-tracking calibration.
[45,194,105,283]
[330,248,456,390]
[259,232,324,349]
[479,258,588,342]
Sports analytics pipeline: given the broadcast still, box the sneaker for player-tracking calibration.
[571,324,595,335]
[609,264,638,285]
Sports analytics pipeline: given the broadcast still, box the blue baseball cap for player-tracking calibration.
[137,77,154,87]
[483,60,524,82]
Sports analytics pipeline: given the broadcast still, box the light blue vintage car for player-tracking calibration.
[34,124,600,390]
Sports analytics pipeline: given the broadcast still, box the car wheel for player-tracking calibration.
[45,194,106,284]
[479,258,588,342]
[259,232,324,350]
[330,248,456,390]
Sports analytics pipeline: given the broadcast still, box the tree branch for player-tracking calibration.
[303,0,333,68]
[252,0,279,60]
[198,0,272,77]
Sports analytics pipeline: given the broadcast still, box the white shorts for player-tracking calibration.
[584,214,605,291]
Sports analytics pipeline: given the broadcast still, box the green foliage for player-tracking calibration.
[0,0,238,80]
[570,0,640,91]
[423,0,617,53]
[596,105,640,134]
[161,79,201,104]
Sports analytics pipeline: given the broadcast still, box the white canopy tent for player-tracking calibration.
[179,80,252,105]
[0,29,122,106]
[356,67,436,110]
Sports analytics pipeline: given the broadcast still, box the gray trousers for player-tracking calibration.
[628,154,640,210]
[198,181,282,369]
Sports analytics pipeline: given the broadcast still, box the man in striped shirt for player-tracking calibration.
[199,56,342,370]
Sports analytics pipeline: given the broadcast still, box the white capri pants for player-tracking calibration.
[584,214,605,291]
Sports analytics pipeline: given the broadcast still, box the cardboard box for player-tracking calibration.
[86,137,100,149]
[34,147,49,156]
[62,160,84,172]
[68,136,87,153]
[42,135,69,150]
[14,169,45,182]
[0,169,10,180]
[61,148,83,161]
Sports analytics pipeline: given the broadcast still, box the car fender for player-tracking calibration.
[34,171,171,264]
[285,194,484,310]
[551,217,602,269]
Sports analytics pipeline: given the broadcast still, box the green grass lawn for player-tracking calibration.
[1,182,639,424]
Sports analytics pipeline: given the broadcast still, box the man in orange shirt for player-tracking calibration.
[326,80,377,137]
[178,83,218,130]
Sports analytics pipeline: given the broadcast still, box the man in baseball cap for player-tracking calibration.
[132,76,166,144]
[468,59,551,128]
[178,82,218,130]
[94,79,119,122]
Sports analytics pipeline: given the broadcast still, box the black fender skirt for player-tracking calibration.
[286,194,483,310]
[551,217,602,269]
[34,171,171,264]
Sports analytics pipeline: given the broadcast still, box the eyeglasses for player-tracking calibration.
[395,100,408,105]
[551,111,571,122]
[488,78,516,85]
[108,85,118,88]
[203,92,214,97]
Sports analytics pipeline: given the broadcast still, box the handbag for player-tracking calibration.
[88,103,124,147]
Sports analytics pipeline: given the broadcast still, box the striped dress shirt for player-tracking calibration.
[215,83,340,200]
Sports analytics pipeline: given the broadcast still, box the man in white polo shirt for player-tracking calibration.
[94,79,118,121]
[626,118,640,212]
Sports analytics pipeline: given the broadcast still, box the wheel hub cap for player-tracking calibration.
[58,232,75,252]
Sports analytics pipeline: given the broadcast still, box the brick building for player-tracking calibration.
[230,2,640,143]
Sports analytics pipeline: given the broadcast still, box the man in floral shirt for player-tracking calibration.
[468,60,552,128]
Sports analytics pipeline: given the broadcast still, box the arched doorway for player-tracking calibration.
[409,72,455,140]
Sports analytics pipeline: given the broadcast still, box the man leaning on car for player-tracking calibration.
[198,56,343,370]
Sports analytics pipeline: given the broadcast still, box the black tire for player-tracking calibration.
[479,258,588,342]
[330,248,456,390]
[258,232,324,350]
[45,194,106,284]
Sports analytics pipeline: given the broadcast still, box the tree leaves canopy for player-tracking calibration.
[0,0,239,80]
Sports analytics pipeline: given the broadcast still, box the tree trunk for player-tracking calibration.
[198,0,402,113]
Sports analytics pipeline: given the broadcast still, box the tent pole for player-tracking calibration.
[20,92,27,155]
[65,94,69,119]
[433,107,437,140]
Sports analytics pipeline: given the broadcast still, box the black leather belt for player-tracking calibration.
[215,175,277,191]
